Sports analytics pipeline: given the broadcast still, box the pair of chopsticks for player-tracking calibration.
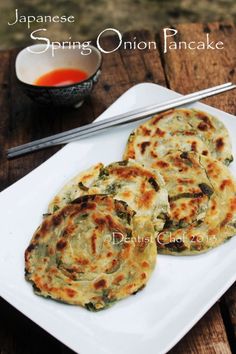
[7,82,236,158]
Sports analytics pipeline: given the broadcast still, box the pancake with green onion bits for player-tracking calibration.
[123,108,233,166]
[152,151,236,255]
[25,195,157,310]
[48,159,170,233]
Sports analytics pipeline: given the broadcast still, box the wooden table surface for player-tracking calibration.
[0,22,235,354]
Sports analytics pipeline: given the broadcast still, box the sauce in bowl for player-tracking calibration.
[34,68,88,87]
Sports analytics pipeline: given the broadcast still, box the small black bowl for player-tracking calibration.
[15,44,102,107]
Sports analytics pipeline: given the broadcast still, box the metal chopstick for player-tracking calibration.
[7,82,236,158]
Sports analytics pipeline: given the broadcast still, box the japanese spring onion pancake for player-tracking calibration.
[152,151,236,255]
[48,162,103,213]
[87,160,169,231]
[25,195,157,310]
[123,109,233,165]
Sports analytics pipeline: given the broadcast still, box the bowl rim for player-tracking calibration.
[15,44,103,89]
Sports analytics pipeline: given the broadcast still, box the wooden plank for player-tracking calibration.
[90,30,167,118]
[169,304,231,354]
[0,50,11,191]
[120,29,166,85]
[0,297,65,354]
[159,22,235,353]
[159,22,236,114]
[224,284,236,341]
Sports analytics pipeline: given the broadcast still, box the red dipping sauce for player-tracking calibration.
[34,68,88,87]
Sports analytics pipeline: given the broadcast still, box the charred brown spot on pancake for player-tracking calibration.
[75,257,89,265]
[140,126,151,136]
[34,233,40,240]
[91,232,97,254]
[65,288,77,298]
[40,220,51,234]
[94,279,107,289]
[197,122,209,131]
[173,156,192,169]
[177,178,194,184]
[202,150,208,156]
[138,190,155,209]
[111,166,152,180]
[106,259,120,273]
[81,202,96,211]
[81,172,94,182]
[63,223,76,236]
[230,197,236,211]
[150,151,158,158]
[142,261,149,268]
[174,130,195,136]
[197,113,214,129]
[165,239,187,252]
[125,283,135,292]
[208,228,217,236]
[105,214,119,229]
[56,239,67,250]
[48,247,55,256]
[126,148,135,159]
[155,128,165,137]
[121,190,132,198]
[206,162,221,178]
[113,274,124,284]
[216,137,224,151]
[211,199,217,211]
[140,141,150,154]
[191,141,197,151]
[221,213,233,227]
[184,110,190,116]
[28,243,36,252]
[151,110,174,125]
[220,179,232,191]
[183,131,195,136]
[93,216,106,225]
[155,160,169,168]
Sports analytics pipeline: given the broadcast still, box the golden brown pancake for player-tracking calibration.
[152,152,236,255]
[48,163,103,213]
[48,160,170,232]
[25,195,157,310]
[123,109,233,166]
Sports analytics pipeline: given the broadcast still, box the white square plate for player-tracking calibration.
[0,83,236,354]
